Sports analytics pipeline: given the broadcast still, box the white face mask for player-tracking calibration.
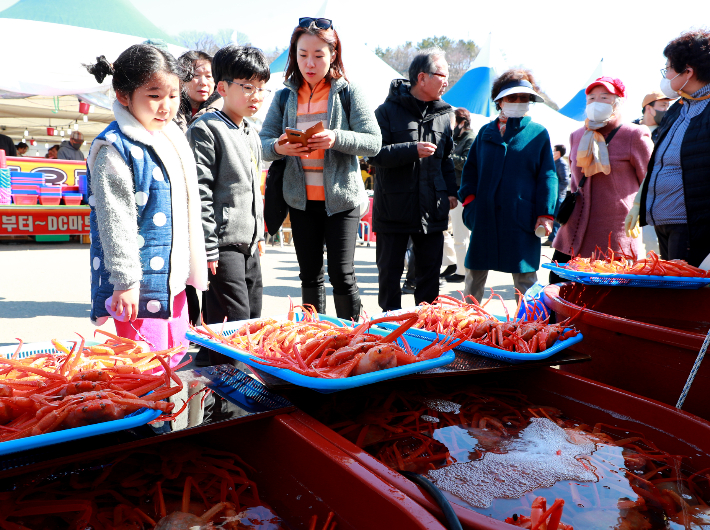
[660,71,687,99]
[501,102,530,118]
[585,101,614,122]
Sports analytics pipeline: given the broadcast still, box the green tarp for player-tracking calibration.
[0,0,177,45]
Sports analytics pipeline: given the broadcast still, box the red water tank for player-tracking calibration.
[543,282,710,420]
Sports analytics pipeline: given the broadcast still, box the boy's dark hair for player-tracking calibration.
[212,45,270,84]
[16,142,28,149]
[554,144,566,157]
[84,44,191,97]
[178,50,213,78]
[664,29,710,83]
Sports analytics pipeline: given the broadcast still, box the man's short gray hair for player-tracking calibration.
[409,48,446,85]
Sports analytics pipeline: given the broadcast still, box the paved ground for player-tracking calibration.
[0,238,556,347]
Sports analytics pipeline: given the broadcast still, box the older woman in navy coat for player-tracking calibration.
[459,69,557,303]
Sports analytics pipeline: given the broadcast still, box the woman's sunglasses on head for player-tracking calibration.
[298,17,333,30]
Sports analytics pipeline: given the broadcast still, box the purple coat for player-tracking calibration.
[553,123,653,259]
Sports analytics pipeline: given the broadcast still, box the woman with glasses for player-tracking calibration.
[260,17,382,321]
[458,69,557,303]
[173,50,222,332]
[550,76,652,283]
[174,50,222,133]
[625,30,710,266]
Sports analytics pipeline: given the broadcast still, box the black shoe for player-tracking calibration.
[440,264,456,277]
[542,240,552,247]
[334,293,362,322]
[446,273,465,283]
[402,280,416,295]
[302,286,326,314]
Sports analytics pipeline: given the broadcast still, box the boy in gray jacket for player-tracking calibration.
[187,45,269,347]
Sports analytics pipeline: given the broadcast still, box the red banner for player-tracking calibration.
[0,206,90,235]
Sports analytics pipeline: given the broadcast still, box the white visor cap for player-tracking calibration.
[494,80,544,103]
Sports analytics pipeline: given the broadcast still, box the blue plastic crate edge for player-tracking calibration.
[0,407,161,457]
[375,321,583,364]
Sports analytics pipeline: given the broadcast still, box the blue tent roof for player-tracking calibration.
[558,59,604,122]
[558,90,588,121]
[270,48,289,74]
[442,67,497,117]
[440,34,507,117]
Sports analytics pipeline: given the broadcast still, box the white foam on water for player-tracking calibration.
[423,398,461,414]
[427,418,598,508]
[421,415,440,423]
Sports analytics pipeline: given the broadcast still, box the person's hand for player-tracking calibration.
[448,196,458,209]
[535,216,554,237]
[111,288,139,322]
[208,260,218,275]
[307,129,336,150]
[134,341,151,353]
[625,202,641,238]
[274,133,311,156]
[417,142,437,158]
[258,241,264,256]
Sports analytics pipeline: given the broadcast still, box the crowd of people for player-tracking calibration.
[80,20,710,364]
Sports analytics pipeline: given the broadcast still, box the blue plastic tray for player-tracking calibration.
[186,314,455,392]
[542,263,710,289]
[0,340,163,456]
[0,408,160,457]
[372,309,583,364]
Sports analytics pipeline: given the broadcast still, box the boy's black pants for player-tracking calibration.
[201,245,262,366]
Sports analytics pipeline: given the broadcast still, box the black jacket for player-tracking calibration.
[639,98,710,266]
[370,79,456,234]
[451,127,476,186]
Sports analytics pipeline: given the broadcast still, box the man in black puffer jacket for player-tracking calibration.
[370,49,457,311]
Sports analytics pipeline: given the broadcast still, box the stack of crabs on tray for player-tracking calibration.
[191,292,580,380]
[0,331,195,441]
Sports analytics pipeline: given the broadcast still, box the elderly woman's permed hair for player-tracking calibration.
[491,69,540,110]
[664,29,710,83]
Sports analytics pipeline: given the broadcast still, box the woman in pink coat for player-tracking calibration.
[550,77,653,282]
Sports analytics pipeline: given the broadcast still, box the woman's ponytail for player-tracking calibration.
[85,55,115,84]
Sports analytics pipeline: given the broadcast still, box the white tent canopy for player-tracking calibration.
[527,103,581,148]
[0,19,185,97]
[0,17,186,152]
[262,0,402,116]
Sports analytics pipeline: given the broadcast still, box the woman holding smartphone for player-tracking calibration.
[260,17,381,321]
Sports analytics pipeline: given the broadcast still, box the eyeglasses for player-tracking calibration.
[502,94,532,103]
[430,72,449,80]
[224,81,272,99]
[298,17,333,30]
[661,67,686,78]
